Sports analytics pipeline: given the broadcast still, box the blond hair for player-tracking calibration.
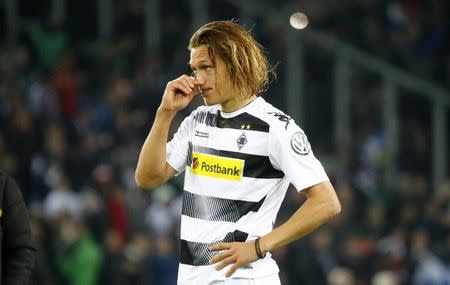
[188,20,275,97]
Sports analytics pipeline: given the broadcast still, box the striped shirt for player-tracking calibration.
[167,97,329,284]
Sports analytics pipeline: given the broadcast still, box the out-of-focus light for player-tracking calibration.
[290,12,309,29]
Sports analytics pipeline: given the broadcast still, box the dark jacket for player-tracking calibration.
[0,171,35,285]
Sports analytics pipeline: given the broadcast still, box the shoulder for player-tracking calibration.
[192,104,218,114]
[0,172,24,209]
[186,104,220,121]
[251,98,311,154]
[177,105,221,130]
[248,98,301,134]
[0,172,22,199]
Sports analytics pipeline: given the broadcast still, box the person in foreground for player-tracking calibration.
[135,20,341,285]
[0,171,35,285]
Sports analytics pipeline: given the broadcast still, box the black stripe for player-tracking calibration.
[217,112,269,132]
[186,143,284,179]
[180,230,249,266]
[182,190,266,222]
[192,110,270,133]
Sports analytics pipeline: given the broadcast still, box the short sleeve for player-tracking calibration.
[166,114,194,174]
[268,121,329,192]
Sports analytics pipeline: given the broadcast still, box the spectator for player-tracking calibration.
[57,213,103,285]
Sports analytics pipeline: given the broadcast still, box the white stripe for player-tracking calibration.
[177,258,280,283]
[192,128,270,156]
[180,210,265,244]
[180,215,235,243]
[184,169,282,201]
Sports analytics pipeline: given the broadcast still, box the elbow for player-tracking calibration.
[134,171,163,190]
[134,173,148,189]
[134,177,147,190]
[328,199,342,218]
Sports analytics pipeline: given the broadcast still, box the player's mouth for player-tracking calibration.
[200,88,212,96]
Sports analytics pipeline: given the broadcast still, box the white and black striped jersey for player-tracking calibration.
[166,97,329,284]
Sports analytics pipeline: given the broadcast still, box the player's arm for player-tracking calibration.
[135,75,202,190]
[135,109,177,189]
[209,181,340,277]
[259,180,340,253]
[257,127,341,251]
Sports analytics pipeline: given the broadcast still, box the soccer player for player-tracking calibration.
[135,20,341,285]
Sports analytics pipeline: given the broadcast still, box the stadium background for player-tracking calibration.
[0,0,449,284]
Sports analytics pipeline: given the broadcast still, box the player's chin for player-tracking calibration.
[202,96,218,106]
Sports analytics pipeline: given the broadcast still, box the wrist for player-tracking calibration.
[255,237,268,259]
[156,107,177,119]
[259,236,271,255]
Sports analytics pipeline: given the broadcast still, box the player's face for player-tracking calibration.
[189,45,241,112]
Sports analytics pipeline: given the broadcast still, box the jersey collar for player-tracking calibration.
[219,97,263,118]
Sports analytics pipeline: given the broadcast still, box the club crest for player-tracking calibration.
[236,132,248,150]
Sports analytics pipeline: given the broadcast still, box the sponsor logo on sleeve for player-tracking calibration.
[291,132,311,155]
[190,153,245,181]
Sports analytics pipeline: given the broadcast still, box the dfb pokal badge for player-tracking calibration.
[291,132,310,155]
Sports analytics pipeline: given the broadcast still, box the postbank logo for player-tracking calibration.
[190,152,244,181]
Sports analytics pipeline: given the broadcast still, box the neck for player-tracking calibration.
[221,94,257,113]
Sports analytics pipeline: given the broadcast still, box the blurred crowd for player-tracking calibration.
[0,0,449,284]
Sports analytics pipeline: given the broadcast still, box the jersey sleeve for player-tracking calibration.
[166,112,195,174]
[268,120,329,192]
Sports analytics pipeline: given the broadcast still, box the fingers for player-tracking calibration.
[182,76,196,90]
[226,263,240,278]
[208,242,252,278]
[168,76,194,95]
[215,256,237,271]
[167,74,206,96]
[209,248,233,265]
[180,74,205,89]
[209,242,230,252]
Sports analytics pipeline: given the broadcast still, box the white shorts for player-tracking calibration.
[207,274,281,285]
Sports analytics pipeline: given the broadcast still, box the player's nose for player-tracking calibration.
[194,77,206,86]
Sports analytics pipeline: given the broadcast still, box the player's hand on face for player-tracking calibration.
[160,75,204,112]
[208,241,259,278]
